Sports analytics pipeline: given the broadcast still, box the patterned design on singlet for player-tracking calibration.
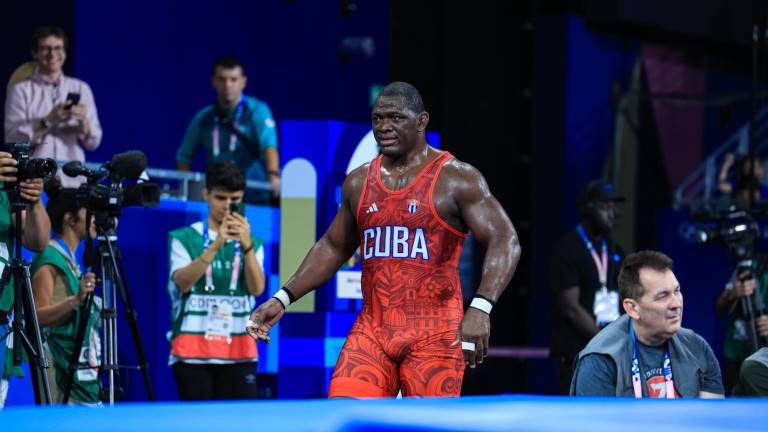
[356,151,466,338]
[328,151,467,397]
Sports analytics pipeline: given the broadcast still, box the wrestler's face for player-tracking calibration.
[211,66,247,107]
[33,35,66,75]
[624,268,683,343]
[204,187,244,226]
[372,95,428,157]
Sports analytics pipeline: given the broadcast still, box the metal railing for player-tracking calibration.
[75,162,272,201]
[673,105,768,209]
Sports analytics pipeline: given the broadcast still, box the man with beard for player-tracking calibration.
[549,180,625,393]
[571,250,723,398]
[247,81,521,397]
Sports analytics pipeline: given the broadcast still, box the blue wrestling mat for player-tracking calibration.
[1,395,766,431]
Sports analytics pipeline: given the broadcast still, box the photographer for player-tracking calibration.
[4,25,102,188]
[168,161,265,400]
[29,178,100,405]
[716,266,768,393]
[0,151,51,406]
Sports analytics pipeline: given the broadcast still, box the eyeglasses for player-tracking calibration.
[38,45,65,54]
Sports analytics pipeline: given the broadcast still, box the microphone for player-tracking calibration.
[62,161,100,178]
[104,151,147,180]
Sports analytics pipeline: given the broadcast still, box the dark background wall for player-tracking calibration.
[390,1,535,393]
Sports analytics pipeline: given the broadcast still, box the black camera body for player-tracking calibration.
[6,142,57,182]
[64,151,160,223]
[74,181,159,219]
[692,201,767,261]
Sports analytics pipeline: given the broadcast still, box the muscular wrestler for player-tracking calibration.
[247,82,520,397]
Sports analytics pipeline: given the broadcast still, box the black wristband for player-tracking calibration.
[267,170,281,177]
[282,286,297,303]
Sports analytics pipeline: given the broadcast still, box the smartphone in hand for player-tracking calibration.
[229,201,244,216]
[65,92,81,109]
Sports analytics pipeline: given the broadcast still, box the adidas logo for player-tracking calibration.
[365,203,379,213]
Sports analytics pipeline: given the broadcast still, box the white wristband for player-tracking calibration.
[469,297,493,314]
[273,289,291,309]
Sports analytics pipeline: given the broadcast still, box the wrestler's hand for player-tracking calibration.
[452,308,490,369]
[246,298,285,344]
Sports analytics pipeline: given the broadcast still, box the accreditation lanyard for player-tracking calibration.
[202,220,241,293]
[577,225,608,290]
[630,322,675,399]
[53,237,82,278]
[212,98,245,157]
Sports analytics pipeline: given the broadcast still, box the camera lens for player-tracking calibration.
[20,158,57,180]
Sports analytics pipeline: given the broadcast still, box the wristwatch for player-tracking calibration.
[39,117,51,131]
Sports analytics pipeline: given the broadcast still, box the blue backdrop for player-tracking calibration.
[73,0,390,170]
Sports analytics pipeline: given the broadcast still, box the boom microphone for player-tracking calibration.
[62,161,102,178]
[104,151,147,180]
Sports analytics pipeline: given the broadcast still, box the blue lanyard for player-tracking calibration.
[202,219,241,293]
[630,321,675,398]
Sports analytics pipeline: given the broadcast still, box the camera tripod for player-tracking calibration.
[735,258,768,353]
[61,211,153,405]
[0,199,52,405]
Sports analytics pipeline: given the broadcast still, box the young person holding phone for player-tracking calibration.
[4,25,102,188]
[167,161,266,400]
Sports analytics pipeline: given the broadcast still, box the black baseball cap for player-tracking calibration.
[578,180,625,207]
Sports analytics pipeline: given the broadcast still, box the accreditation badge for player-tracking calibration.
[205,302,234,344]
[77,327,101,382]
[593,287,620,327]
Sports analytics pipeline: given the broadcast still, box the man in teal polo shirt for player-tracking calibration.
[176,56,280,204]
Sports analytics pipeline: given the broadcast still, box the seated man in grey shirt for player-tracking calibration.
[571,250,724,398]
[734,347,768,396]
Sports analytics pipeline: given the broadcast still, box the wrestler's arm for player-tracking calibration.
[247,167,363,342]
[280,171,362,298]
[449,162,521,367]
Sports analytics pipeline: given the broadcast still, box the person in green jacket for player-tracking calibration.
[30,178,98,405]
[0,150,51,407]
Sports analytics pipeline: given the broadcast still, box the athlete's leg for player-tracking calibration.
[399,331,464,397]
[329,330,399,398]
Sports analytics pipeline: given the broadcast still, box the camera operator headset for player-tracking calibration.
[0,146,51,406]
[28,178,100,405]
[716,257,768,392]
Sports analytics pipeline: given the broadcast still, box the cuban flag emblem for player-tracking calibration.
[407,200,419,214]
